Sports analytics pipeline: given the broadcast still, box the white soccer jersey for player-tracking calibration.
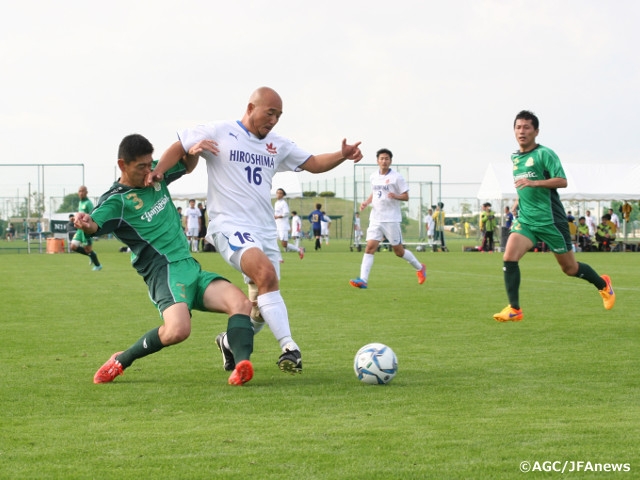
[368,169,408,223]
[178,120,312,237]
[291,215,302,237]
[184,207,201,230]
[321,214,331,235]
[274,198,290,232]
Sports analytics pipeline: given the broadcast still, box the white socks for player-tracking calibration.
[360,253,374,282]
[360,250,422,283]
[402,249,423,270]
[257,290,299,351]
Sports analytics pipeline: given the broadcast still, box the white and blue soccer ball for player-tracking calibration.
[354,343,398,385]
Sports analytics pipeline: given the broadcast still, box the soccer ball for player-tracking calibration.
[354,343,398,385]
[416,244,425,252]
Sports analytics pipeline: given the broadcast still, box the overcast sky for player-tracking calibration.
[1,0,638,207]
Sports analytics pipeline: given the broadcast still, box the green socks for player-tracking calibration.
[574,262,606,290]
[89,251,101,267]
[117,327,164,369]
[503,261,605,312]
[226,314,254,363]
[503,261,521,310]
[114,315,254,370]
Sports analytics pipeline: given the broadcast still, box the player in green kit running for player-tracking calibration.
[70,186,102,270]
[75,134,255,385]
[493,111,615,322]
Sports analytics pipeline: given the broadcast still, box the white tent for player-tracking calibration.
[477,163,640,203]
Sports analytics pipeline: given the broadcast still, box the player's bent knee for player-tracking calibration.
[162,325,191,345]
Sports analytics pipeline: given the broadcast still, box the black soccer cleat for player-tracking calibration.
[277,349,302,375]
[215,333,236,371]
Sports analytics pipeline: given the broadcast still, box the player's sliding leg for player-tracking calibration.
[224,314,254,385]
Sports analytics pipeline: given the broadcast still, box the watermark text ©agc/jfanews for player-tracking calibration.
[520,461,631,473]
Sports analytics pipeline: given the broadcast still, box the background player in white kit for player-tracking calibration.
[290,210,302,248]
[350,148,426,289]
[184,198,202,252]
[321,211,332,245]
[274,188,304,260]
[151,86,362,374]
[353,212,362,248]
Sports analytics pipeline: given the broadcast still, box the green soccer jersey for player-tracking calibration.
[73,197,95,244]
[91,161,190,277]
[78,197,94,215]
[512,144,567,227]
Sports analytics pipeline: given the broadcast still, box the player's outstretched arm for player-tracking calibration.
[301,139,363,174]
[146,141,186,186]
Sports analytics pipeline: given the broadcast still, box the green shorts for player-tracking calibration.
[72,229,93,246]
[511,218,572,254]
[145,257,227,315]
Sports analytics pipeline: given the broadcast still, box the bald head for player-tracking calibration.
[242,87,283,139]
[249,86,281,105]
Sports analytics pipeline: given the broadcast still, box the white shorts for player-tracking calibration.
[208,228,281,284]
[186,227,199,237]
[366,222,403,245]
[276,228,290,242]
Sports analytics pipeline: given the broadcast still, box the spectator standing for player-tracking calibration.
[6,222,15,241]
[584,210,597,237]
[481,202,496,252]
[424,208,435,244]
[502,206,514,248]
[67,214,77,243]
[608,208,620,234]
[433,202,447,251]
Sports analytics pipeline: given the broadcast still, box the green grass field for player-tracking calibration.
[1,238,638,479]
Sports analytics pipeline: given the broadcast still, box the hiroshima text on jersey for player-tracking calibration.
[229,150,275,169]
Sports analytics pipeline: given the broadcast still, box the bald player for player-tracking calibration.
[151,86,363,375]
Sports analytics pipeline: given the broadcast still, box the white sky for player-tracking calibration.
[1,0,638,206]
